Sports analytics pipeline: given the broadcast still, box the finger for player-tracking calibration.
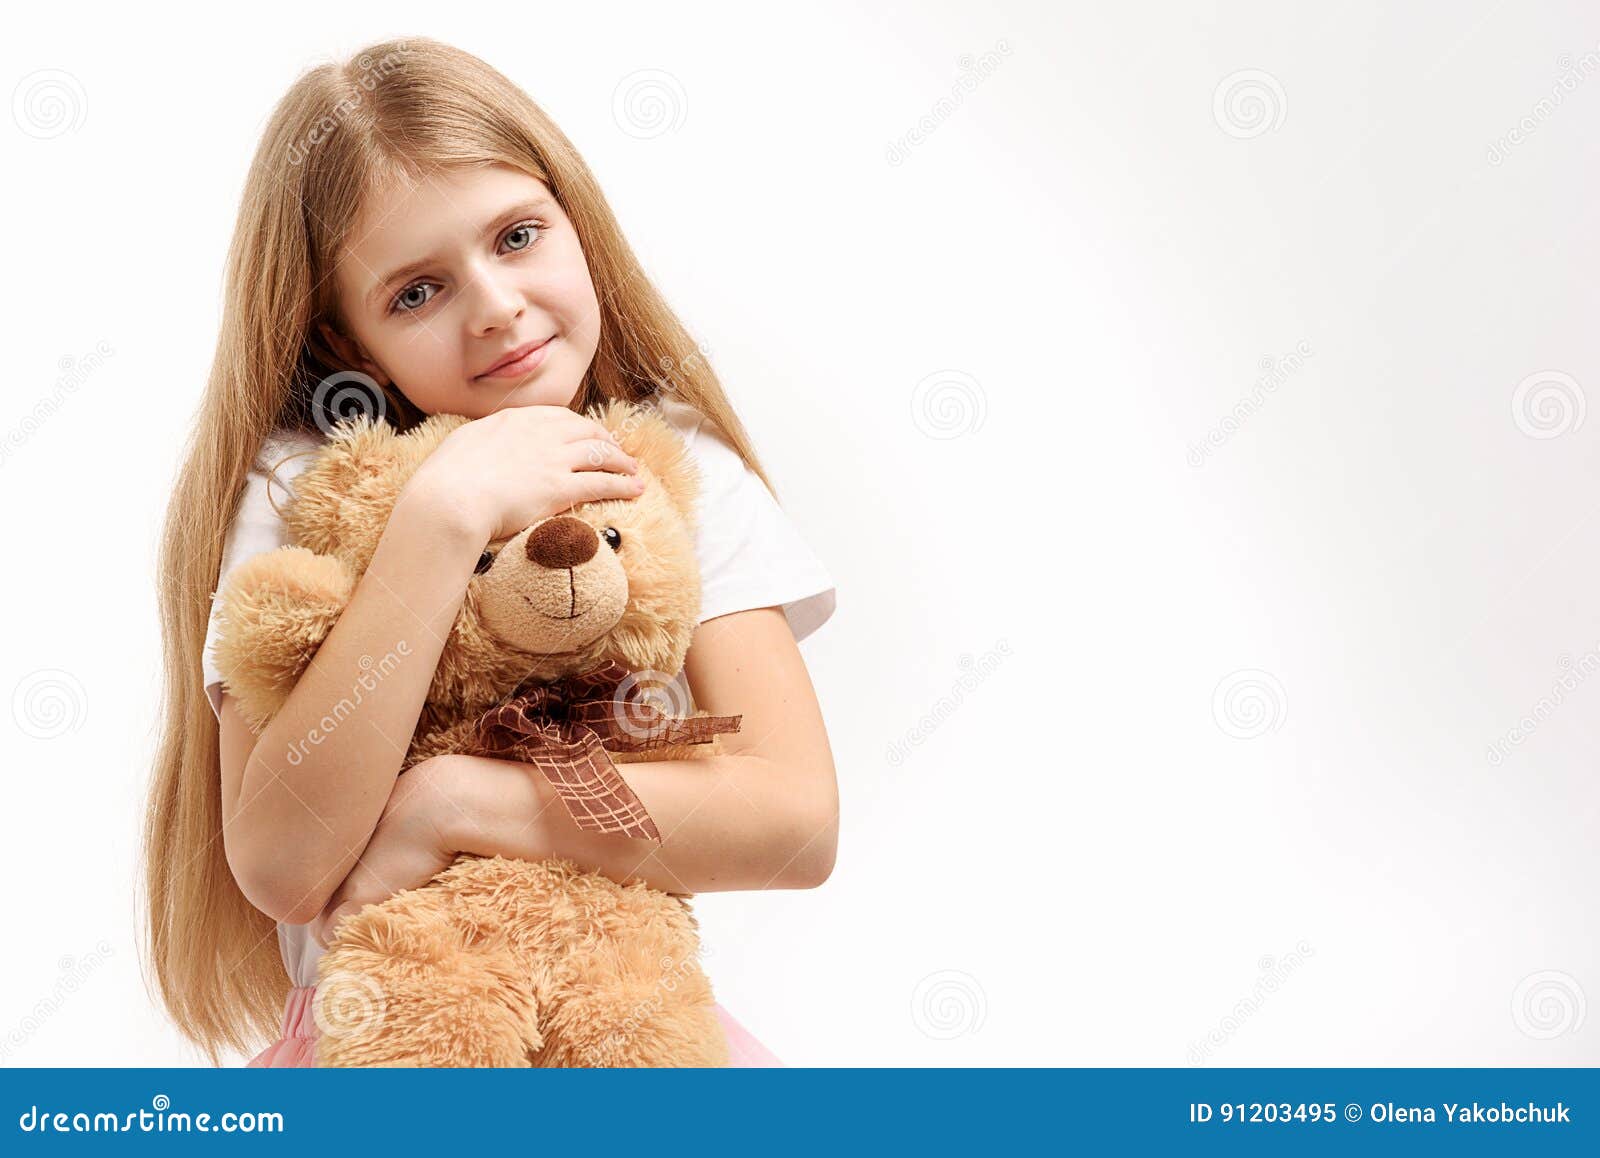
[566,469,648,505]
[568,439,638,473]
[550,410,623,446]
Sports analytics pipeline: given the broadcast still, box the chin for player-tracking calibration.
[496,381,581,410]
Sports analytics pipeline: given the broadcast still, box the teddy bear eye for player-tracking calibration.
[602,527,622,552]
[474,549,495,574]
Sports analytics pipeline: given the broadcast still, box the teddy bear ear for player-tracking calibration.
[593,399,701,526]
[286,413,471,560]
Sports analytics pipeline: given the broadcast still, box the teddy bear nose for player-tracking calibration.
[524,516,599,569]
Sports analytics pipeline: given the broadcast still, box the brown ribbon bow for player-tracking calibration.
[471,661,742,845]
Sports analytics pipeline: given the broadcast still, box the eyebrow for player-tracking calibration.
[365,197,556,309]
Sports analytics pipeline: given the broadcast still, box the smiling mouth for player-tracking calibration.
[525,594,585,620]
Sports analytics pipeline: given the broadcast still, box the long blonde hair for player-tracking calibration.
[141,36,774,1063]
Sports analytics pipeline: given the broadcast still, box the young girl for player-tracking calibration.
[140,37,838,1068]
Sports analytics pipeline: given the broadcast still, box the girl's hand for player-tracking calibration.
[405,404,646,544]
[309,757,467,949]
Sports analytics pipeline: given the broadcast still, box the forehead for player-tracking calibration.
[337,163,556,308]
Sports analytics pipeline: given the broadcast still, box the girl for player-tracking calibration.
[141,37,839,1068]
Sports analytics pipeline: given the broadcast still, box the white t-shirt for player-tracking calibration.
[201,395,835,987]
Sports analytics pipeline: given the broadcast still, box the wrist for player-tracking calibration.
[437,754,555,861]
[394,471,489,551]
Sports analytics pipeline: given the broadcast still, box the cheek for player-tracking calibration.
[386,327,469,407]
[550,252,602,337]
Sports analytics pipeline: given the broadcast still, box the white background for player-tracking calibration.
[3,0,1597,1066]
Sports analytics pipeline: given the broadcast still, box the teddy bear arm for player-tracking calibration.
[211,546,356,731]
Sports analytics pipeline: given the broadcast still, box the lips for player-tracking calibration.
[476,336,554,379]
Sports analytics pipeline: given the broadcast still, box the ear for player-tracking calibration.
[316,320,393,388]
[212,547,356,731]
[592,399,700,527]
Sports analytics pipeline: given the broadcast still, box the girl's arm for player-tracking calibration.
[443,604,839,893]
[307,604,838,937]
[219,481,486,925]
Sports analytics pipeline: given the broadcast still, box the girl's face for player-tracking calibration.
[324,163,602,418]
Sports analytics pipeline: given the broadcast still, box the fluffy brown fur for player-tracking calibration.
[213,399,729,1067]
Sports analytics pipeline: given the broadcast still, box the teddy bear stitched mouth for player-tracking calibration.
[524,593,586,620]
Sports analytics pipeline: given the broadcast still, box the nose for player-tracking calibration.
[465,263,524,337]
[524,516,598,569]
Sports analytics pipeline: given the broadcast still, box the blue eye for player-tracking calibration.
[392,283,436,313]
[503,223,541,252]
[387,220,547,316]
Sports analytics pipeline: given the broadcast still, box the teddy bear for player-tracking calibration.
[212,399,739,1067]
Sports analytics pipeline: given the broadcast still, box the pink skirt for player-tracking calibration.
[247,986,782,1068]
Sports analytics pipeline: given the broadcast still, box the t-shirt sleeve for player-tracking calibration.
[678,406,837,643]
[200,436,320,721]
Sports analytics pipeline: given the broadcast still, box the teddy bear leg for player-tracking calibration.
[314,905,543,1068]
[539,978,730,1068]
[532,928,730,1068]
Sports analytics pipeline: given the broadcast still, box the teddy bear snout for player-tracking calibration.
[524,516,598,569]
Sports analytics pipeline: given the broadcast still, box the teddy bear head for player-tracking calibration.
[255,398,704,717]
